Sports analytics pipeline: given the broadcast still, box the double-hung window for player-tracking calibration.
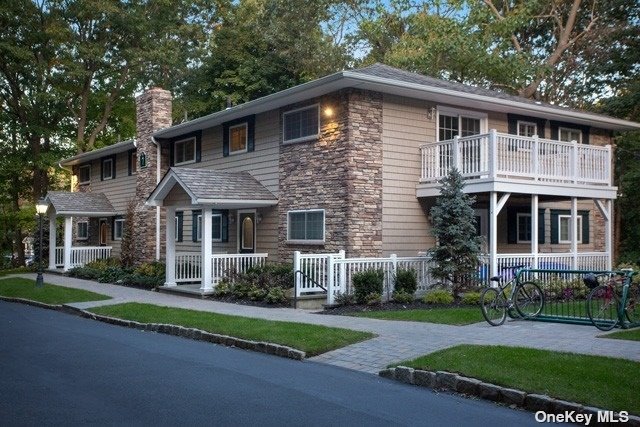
[518,121,537,138]
[194,212,222,242]
[287,210,324,243]
[559,127,582,143]
[559,215,582,244]
[229,123,248,154]
[283,105,319,144]
[437,108,485,141]
[174,137,196,165]
[102,158,114,180]
[79,165,91,185]
[77,221,88,240]
[114,219,125,240]
[516,213,532,243]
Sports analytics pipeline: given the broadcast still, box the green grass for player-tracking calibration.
[351,307,484,325]
[601,327,640,342]
[0,278,111,304]
[395,344,639,414]
[0,267,33,277]
[89,302,375,356]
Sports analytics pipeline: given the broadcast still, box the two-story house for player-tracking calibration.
[43,64,640,294]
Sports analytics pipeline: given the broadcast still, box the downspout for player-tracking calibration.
[151,136,161,261]
[58,162,74,191]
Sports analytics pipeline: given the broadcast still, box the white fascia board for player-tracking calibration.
[55,211,117,217]
[195,199,278,208]
[59,140,136,167]
[145,171,200,207]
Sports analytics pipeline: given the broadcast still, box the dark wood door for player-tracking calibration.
[238,212,255,254]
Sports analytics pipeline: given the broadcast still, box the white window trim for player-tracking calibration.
[114,218,125,241]
[286,209,325,244]
[129,151,137,175]
[282,104,320,145]
[558,127,582,143]
[436,106,488,141]
[516,213,532,243]
[102,158,114,180]
[558,215,582,244]
[174,214,180,242]
[78,165,91,185]
[195,212,223,242]
[228,122,248,155]
[76,221,88,240]
[174,136,197,166]
[517,120,538,138]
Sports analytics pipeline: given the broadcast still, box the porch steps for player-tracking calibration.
[157,284,215,299]
[292,294,327,310]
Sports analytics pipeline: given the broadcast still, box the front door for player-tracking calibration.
[99,220,108,246]
[238,211,255,254]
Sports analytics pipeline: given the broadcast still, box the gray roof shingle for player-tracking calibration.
[45,191,116,216]
[172,168,277,202]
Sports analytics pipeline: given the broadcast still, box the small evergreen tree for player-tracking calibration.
[429,168,482,297]
[120,199,136,268]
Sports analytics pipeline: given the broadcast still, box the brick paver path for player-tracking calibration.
[10,273,640,374]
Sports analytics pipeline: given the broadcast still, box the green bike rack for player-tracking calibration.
[512,268,638,328]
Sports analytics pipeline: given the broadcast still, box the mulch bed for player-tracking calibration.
[204,294,292,309]
[318,301,467,315]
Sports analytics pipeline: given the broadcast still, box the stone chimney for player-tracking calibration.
[134,88,172,264]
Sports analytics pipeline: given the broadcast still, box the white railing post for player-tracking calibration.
[452,135,460,172]
[571,140,578,184]
[532,135,539,181]
[606,144,612,185]
[165,207,176,286]
[327,254,335,305]
[338,250,346,293]
[389,253,398,299]
[63,217,72,272]
[48,211,57,270]
[489,130,497,179]
[293,251,301,298]
[200,208,213,292]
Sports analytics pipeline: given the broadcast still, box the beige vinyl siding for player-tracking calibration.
[488,112,508,133]
[381,94,434,256]
[168,109,280,258]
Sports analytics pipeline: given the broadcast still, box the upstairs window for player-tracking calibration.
[229,123,248,154]
[287,209,324,243]
[128,150,137,175]
[518,121,537,137]
[559,127,582,143]
[174,137,196,165]
[78,165,91,185]
[437,107,485,141]
[283,105,319,144]
[101,157,115,180]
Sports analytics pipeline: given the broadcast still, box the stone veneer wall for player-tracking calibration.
[278,89,383,261]
[133,88,172,264]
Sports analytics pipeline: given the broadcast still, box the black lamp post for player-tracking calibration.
[35,198,48,288]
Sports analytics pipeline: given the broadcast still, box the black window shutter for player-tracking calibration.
[247,116,255,152]
[176,211,183,242]
[196,133,202,163]
[550,124,559,140]
[128,150,132,176]
[507,114,518,135]
[169,141,175,166]
[100,159,104,181]
[223,125,230,157]
[222,210,229,242]
[538,209,545,244]
[581,212,590,244]
[507,208,517,244]
[582,128,590,145]
[111,155,116,179]
[192,210,200,242]
[536,119,546,138]
[111,218,115,241]
[550,211,559,244]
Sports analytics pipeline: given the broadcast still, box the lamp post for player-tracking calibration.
[35,198,48,288]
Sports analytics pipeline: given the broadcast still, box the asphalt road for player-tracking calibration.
[0,301,545,426]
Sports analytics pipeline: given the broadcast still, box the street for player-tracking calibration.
[0,301,544,426]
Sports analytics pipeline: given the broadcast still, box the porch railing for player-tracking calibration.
[420,130,611,186]
[55,246,112,268]
[174,252,268,284]
[481,252,610,278]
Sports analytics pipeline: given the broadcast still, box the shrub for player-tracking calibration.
[334,291,356,306]
[68,266,102,280]
[392,290,414,304]
[134,261,165,278]
[85,258,120,270]
[364,292,382,306]
[422,289,454,305]
[248,286,268,301]
[213,280,232,296]
[394,268,418,295]
[98,266,128,283]
[461,291,481,305]
[231,282,253,299]
[121,274,163,289]
[353,269,384,304]
[265,287,288,304]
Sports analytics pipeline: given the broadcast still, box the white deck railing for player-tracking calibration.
[420,130,611,186]
[481,252,610,276]
[55,246,112,268]
[174,252,268,284]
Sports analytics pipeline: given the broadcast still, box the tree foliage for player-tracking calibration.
[429,168,482,295]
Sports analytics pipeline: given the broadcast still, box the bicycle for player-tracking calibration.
[585,270,638,331]
[480,265,544,326]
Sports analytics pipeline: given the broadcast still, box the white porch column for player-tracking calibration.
[531,194,539,269]
[200,207,213,291]
[165,207,176,286]
[606,200,613,270]
[489,192,498,278]
[48,211,56,270]
[63,216,73,272]
[571,197,578,269]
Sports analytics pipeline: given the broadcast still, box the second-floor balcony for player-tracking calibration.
[417,130,615,199]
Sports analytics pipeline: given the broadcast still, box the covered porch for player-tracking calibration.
[146,167,278,295]
[44,191,116,271]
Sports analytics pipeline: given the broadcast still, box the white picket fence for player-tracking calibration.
[55,246,112,268]
[293,251,434,304]
[175,252,268,284]
[482,252,610,276]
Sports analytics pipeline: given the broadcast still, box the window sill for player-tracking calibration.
[287,240,325,245]
[78,181,90,186]
[76,238,88,241]
[174,160,196,167]
[229,149,247,156]
[283,135,319,145]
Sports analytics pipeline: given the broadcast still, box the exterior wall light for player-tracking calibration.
[324,107,334,117]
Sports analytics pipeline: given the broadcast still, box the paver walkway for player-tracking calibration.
[9,273,640,374]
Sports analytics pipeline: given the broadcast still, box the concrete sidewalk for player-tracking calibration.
[9,273,640,374]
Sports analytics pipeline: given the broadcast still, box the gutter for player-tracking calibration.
[151,136,161,261]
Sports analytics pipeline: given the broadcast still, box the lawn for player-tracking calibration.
[351,307,484,325]
[90,302,375,356]
[601,327,640,342]
[0,278,111,304]
[395,344,639,415]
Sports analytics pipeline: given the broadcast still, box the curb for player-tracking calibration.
[379,366,640,425]
[0,296,305,361]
